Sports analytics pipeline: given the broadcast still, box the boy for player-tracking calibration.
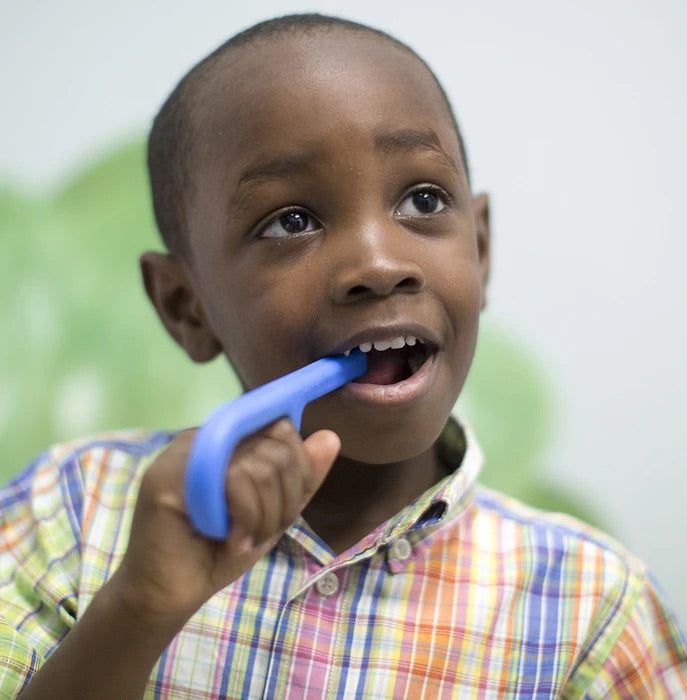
[2,13,686,698]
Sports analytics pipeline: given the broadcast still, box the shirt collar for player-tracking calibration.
[374,414,483,543]
[285,415,483,564]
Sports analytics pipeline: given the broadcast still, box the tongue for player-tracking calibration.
[354,349,408,385]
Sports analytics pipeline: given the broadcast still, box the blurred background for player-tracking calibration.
[1,0,685,622]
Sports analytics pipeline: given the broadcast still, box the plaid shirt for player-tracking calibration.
[1,421,686,698]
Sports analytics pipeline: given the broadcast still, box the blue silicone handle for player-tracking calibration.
[186,351,367,539]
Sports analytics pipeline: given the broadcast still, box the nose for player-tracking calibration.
[329,223,426,303]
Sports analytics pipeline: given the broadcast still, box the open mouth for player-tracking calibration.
[346,336,432,386]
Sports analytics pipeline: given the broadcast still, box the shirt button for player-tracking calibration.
[389,537,413,562]
[316,572,339,597]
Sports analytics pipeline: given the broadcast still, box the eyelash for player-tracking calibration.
[254,184,452,239]
[256,207,321,239]
[395,184,452,217]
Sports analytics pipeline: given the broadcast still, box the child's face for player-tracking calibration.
[170,32,488,464]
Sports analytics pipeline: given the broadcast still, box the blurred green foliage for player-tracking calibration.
[0,140,239,476]
[460,327,599,525]
[0,139,598,526]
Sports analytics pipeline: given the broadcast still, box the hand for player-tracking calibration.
[109,419,340,627]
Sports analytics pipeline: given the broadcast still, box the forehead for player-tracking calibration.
[196,31,457,155]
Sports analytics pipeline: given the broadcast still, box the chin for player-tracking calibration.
[319,408,450,465]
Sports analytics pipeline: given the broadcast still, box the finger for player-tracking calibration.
[269,421,312,528]
[301,429,341,504]
[245,425,298,539]
[224,449,266,550]
[224,420,302,547]
[259,422,339,526]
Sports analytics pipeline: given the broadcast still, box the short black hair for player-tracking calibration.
[147,13,471,258]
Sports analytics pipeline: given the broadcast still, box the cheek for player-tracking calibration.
[430,251,484,380]
[210,267,321,388]
[432,243,484,321]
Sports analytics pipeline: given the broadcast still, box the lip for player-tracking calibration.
[340,350,439,407]
[316,321,442,407]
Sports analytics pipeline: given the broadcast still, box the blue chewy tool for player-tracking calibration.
[186,351,367,539]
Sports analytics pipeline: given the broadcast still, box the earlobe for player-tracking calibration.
[139,251,222,363]
[471,193,491,309]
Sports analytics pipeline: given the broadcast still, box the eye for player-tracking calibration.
[259,209,321,238]
[395,187,448,216]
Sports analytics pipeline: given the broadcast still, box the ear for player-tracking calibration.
[139,251,222,363]
[472,192,491,309]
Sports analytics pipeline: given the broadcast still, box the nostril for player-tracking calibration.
[335,261,425,303]
[344,275,422,300]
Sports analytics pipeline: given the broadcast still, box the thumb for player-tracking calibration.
[302,429,340,496]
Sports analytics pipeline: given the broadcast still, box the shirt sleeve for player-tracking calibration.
[0,445,85,694]
[563,567,687,698]
[0,618,41,695]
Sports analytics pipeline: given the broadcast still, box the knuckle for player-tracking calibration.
[225,470,258,523]
[225,429,307,537]
[265,439,297,473]
[268,418,296,440]
[251,436,299,481]
[250,461,276,490]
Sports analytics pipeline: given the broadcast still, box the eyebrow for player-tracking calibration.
[237,128,454,185]
[373,128,459,176]
[230,128,459,216]
[231,150,320,216]
[237,150,320,187]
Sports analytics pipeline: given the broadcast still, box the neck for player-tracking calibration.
[302,448,446,555]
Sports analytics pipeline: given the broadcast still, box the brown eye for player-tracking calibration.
[259,209,320,238]
[396,187,447,216]
[412,191,439,213]
[280,212,309,233]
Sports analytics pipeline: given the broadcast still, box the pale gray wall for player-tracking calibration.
[2,0,685,621]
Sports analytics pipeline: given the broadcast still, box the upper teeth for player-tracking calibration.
[344,336,420,355]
